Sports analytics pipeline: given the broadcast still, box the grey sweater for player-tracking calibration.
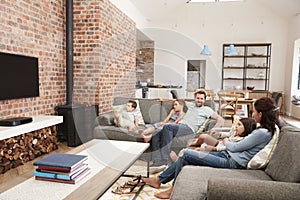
[225,128,273,167]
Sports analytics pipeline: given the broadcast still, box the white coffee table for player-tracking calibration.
[0,139,149,200]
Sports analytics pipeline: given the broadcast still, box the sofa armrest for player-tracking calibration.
[95,111,115,126]
[207,178,300,200]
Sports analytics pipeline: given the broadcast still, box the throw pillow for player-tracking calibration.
[195,118,210,135]
[247,125,280,169]
[133,100,145,126]
[112,104,126,126]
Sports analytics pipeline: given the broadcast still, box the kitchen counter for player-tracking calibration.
[136,85,182,89]
[136,87,185,99]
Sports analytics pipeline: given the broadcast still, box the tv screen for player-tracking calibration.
[0,52,39,100]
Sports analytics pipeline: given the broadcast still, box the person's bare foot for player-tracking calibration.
[169,151,178,162]
[154,186,173,199]
[143,135,152,143]
[138,130,152,143]
[141,177,161,189]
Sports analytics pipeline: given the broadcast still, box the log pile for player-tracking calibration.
[0,126,58,174]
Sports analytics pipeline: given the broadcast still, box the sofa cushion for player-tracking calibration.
[171,166,272,200]
[134,100,145,125]
[207,178,300,200]
[204,100,216,111]
[113,97,131,105]
[139,99,163,124]
[247,125,279,169]
[161,101,175,120]
[96,111,114,126]
[93,126,144,142]
[265,126,300,182]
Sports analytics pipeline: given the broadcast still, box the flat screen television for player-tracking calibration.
[0,52,39,100]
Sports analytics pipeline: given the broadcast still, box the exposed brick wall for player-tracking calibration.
[73,0,137,114]
[0,0,66,118]
[136,41,154,84]
[0,0,137,118]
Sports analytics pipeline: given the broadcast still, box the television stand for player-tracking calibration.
[0,117,33,126]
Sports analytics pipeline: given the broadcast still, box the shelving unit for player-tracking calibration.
[221,43,271,95]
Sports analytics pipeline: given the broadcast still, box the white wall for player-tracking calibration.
[109,0,148,28]
[140,28,220,90]
[111,0,295,99]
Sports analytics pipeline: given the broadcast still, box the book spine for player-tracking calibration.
[35,168,91,184]
[37,166,71,173]
[37,163,88,176]
[56,164,88,180]
[34,171,57,179]
[35,176,75,184]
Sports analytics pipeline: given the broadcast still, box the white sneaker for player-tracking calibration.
[149,165,167,174]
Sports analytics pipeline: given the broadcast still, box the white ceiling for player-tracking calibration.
[129,0,300,21]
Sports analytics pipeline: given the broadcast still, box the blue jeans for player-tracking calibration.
[151,124,194,163]
[158,149,243,185]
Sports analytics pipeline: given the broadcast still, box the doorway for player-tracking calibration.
[187,60,206,89]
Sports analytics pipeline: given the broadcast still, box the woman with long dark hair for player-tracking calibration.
[142,97,280,199]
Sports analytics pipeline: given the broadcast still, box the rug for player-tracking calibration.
[99,161,172,200]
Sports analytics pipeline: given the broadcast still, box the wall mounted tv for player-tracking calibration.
[0,52,39,100]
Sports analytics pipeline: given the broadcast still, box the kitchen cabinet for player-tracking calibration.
[222,43,271,93]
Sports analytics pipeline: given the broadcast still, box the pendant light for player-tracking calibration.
[200,44,212,55]
[226,44,238,55]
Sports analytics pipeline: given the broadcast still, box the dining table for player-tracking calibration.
[215,97,256,118]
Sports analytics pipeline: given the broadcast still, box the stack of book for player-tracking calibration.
[33,153,90,184]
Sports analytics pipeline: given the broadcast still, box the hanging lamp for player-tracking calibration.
[200,44,212,55]
[226,44,238,55]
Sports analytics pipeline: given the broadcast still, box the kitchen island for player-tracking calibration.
[135,86,185,99]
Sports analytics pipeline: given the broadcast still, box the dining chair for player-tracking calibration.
[217,91,242,122]
[269,91,284,114]
[170,90,179,99]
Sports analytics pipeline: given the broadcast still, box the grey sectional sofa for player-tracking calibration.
[93,97,216,153]
[170,123,300,200]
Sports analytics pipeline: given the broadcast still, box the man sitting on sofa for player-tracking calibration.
[151,90,224,166]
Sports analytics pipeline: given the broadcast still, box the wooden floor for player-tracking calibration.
[1,115,299,193]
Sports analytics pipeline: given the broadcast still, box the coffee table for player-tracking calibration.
[0,139,149,199]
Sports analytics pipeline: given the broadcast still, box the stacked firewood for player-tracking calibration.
[0,126,58,174]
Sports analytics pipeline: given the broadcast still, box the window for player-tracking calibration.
[292,41,300,93]
[298,55,300,90]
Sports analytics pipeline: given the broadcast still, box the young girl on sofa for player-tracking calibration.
[170,117,257,161]
[139,99,185,142]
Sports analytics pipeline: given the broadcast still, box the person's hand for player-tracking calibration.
[158,122,166,126]
[204,145,214,151]
[195,147,205,151]
[222,138,229,143]
[209,130,221,138]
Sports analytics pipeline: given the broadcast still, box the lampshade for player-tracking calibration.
[226,44,238,55]
[200,45,212,55]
